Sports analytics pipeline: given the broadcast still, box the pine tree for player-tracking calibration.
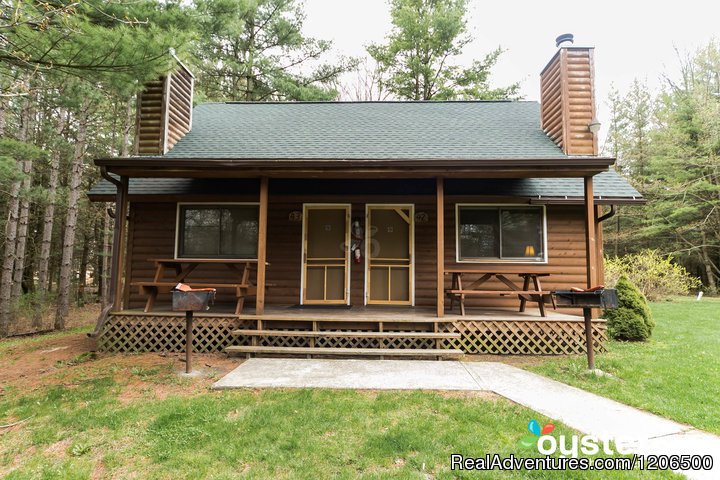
[193,0,351,101]
[367,0,519,100]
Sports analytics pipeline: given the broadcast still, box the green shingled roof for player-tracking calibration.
[89,100,643,202]
[88,171,642,202]
[164,101,568,160]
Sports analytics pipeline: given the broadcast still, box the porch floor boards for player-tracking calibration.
[115,304,587,323]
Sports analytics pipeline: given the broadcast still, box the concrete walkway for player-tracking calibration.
[214,358,719,479]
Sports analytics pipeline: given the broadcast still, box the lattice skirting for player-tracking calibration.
[98,314,606,355]
[98,314,254,353]
[254,329,436,350]
[441,320,607,355]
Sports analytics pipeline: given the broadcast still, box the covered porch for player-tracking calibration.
[89,158,617,357]
[92,174,609,309]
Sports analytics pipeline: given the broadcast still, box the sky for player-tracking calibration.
[302,0,720,140]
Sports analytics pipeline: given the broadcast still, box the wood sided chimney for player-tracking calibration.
[134,59,194,155]
[540,34,598,155]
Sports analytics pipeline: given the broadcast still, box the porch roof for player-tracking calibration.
[87,170,642,204]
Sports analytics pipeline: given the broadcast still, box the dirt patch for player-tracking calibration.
[0,332,98,392]
[115,356,239,405]
[90,458,106,480]
[0,324,239,399]
[433,389,500,400]
[0,445,37,478]
[44,438,71,459]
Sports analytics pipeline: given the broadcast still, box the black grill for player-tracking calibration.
[554,289,618,309]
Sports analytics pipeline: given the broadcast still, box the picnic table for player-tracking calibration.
[132,258,269,315]
[444,265,564,317]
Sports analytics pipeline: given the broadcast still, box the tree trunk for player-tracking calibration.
[614,213,620,257]
[37,110,67,293]
[0,180,21,337]
[49,216,67,294]
[94,216,101,303]
[121,99,133,157]
[11,100,36,301]
[55,101,90,330]
[22,212,38,293]
[77,233,89,307]
[699,235,718,293]
[0,99,32,336]
[0,99,5,135]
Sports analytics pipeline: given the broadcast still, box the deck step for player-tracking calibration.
[225,346,464,358]
[236,314,454,323]
[446,290,550,295]
[231,329,460,339]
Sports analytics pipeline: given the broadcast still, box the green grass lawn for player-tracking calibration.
[529,296,720,435]
[0,338,677,479]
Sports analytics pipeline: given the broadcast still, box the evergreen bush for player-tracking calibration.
[605,275,655,341]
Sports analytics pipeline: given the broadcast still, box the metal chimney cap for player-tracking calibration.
[555,33,574,48]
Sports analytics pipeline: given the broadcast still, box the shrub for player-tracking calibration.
[604,249,702,300]
[605,275,655,341]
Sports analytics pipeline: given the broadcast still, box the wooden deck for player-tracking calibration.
[98,304,606,356]
[114,304,587,323]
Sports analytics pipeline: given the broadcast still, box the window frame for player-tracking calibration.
[454,203,548,264]
[174,202,260,260]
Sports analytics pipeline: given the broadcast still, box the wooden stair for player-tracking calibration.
[226,346,463,359]
[231,329,460,339]
[225,312,463,360]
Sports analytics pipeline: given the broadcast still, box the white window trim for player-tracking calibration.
[454,203,548,264]
[174,202,260,260]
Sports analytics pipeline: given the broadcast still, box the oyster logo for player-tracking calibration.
[517,419,555,450]
[518,418,635,458]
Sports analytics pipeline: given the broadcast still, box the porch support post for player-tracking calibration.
[89,172,128,337]
[436,177,445,317]
[583,175,598,370]
[583,176,597,288]
[256,176,269,315]
[113,175,129,311]
[595,205,605,285]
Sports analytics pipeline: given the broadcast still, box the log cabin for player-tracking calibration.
[88,35,642,358]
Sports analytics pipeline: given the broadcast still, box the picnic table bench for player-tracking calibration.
[444,265,564,317]
[132,258,270,315]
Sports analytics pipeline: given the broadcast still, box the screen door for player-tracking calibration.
[302,205,350,304]
[366,205,413,305]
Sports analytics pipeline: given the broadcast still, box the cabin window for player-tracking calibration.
[456,205,546,262]
[177,204,259,259]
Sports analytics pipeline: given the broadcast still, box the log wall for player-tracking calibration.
[123,196,603,311]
